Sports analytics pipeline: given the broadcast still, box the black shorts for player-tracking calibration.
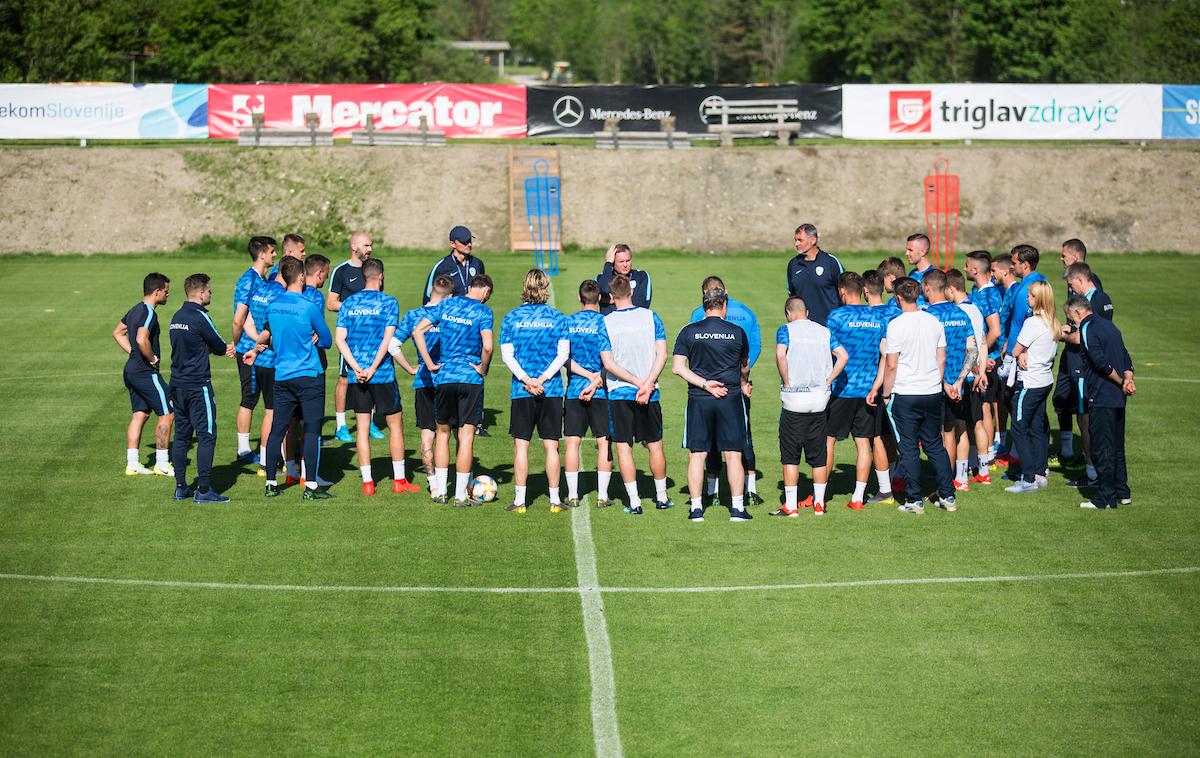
[510,396,564,441]
[414,386,437,431]
[255,366,275,410]
[609,399,663,444]
[779,409,828,467]
[237,355,260,409]
[338,354,349,379]
[564,397,609,438]
[981,366,1000,403]
[826,395,875,440]
[349,381,401,416]
[1053,371,1087,415]
[684,393,746,453]
[872,396,892,439]
[124,369,172,416]
[434,382,484,428]
[943,393,974,425]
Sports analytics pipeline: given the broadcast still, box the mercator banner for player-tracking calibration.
[843,83,1162,140]
[0,84,207,139]
[527,85,842,137]
[207,83,526,139]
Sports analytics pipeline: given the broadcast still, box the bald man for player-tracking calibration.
[326,231,382,443]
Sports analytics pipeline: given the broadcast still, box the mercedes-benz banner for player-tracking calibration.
[527,85,841,137]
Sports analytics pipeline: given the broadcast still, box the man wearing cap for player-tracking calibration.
[597,243,652,315]
[424,226,487,304]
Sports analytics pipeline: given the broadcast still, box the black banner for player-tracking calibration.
[527,84,842,138]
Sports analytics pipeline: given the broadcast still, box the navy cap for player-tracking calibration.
[449,225,474,244]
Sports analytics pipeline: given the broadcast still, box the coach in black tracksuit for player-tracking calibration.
[1068,294,1134,510]
[169,274,235,502]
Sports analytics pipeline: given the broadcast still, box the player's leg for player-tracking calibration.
[704,444,722,505]
[716,394,746,516]
[610,401,642,511]
[644,403,670,508]
[235,356,258,461]
[512,438,530,509]
[772,408,801,516]
[169,386,194,498]
[334,356,351,441]
[869,401,897,503]
[564,434,582,502]
[724,450,746,521]
[1079,411,1098,483]
[452,391,478,505]
[382,383,415,494]
[686,450,707,515]
[888,395,922,506]
[263,381,294,496]
[508,396,534,510]
[919,396,956,505]
[953,419,970,489]
[284,418,300,482]
[193,385,226,502]
[1086,406,1117,508]
[849,435,872,508]
[684,397,710,514]
[541,398,564,509]
[296,376,330,498]
[1113,408,1129,504]
[593,399,614,506]
[126,410,152,474]
[544,438,563,509]
[808,413,831,514]
[742,393,760,504]
[1028,386,1052,488]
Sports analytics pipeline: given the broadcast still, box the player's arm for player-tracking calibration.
[828,346,849,386]
[325,290,343,312]
[671,354,726,398]
[388,338,418,375]
[958,335,977,384]
[475,329,493,376]
[941,346,959,399]
[500,341,540,394]
[135,322,158,367]
[881,352,899,398]
[747,311,762,368]
[600,351,643,387]
[199,314,233,357]
[541,339,571,381]
[311,307,333,350]
[232,301,250,344]
[412,318,439,371]
[984,312,1001,359]
[774,343,790,387]
[645,339,668,387]
[604,243,617,265]
[334,327,362,376]
[866,341,887,406]
[113,321,131,354]
[362,325,397,382]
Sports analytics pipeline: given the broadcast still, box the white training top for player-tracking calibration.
[779,319,833,413]
[958,300,985,381]
[1016,316,1056,389]
[602,307,666,402]
[885,310,946,395]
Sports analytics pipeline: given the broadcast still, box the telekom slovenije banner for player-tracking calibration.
[0,84,207,138]
[207,83,526,139]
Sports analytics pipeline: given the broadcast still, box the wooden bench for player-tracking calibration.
[351,116,446,147]
[592,116,692,150]
[704,99,801,147]
[238,112,333,147]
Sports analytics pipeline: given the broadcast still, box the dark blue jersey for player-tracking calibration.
[597,262,652,315]
[266,292,332,382]
[328,260,366,303]
[927,301,973,384]
[786,249,844,325]
[1079,313,1132,408]
[672,316,748,398]
[168,302,227,388]
[565,309,607,400]
[826,304,885,398]
[689,297,761,367]
[337,290,400,384]
[423,253,486,303]
[121,301,161,375]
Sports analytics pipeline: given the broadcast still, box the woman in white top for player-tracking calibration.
[1005,280,1062,492]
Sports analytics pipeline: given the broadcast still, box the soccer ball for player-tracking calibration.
[470,475,498,503]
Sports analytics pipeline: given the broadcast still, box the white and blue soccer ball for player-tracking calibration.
[470,475,498,503]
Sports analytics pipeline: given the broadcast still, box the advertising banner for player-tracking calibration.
[527,85,841,137]
[0,84,207,139]
[1162,85,1200,139]
[843,84,1161,140]
[207,83,526,139]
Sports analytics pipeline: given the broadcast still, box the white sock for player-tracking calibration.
[455,472,470,501]
[1086,464,1097,480]
[814,483,827,505]
[746,474,757,494]
[980,451,994,467]
[260,445,266,465]
[392,460,405,480]
[514,485,527,505]
[360,465,373,483]
[237,433,251,454]
[435,467,448,495]
[875,469,892,493]
[853,481,867,502]
[301,460,308,481]
[690,497,702,510]
[597,471,611,498]
[994,431,1001,447]
[785,485,798,510]
[654,478,668,502]
[155,449,168,467]
[705,476,719,496]
[266,479,278,486]
[956,460,968,481]
[549,487,561,505]
[1060,431,1074,457]
[285,460,299,478]
[306,480,317,491]
[126,448,139,467]
[566,471,579,499]
[336,412,346,428]
[731,494,745,511]
[624,481,640,508]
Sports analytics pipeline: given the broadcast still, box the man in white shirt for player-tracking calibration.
[881,278,958,514]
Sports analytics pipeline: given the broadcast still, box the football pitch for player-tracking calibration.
[1,247,1198,756]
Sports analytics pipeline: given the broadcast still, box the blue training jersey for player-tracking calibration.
[336,289,400,384]
[266,291,332,382]
[396,305,441,390]
[1005,272,1048,353]
[826,304,886,398]
[565,310,607,400]
[927,301,973,384]
[970,282,1003,359]
[422,297,494,386]
[302,285,325,312]
[874,297,903,325]
[501,303,567,400]
[247,280,285,368]
[233,266,264,354]
[689,296,761,367]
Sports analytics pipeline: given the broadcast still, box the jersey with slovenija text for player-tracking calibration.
[565,310,608,400]
[927,301,973,384]
[247,280,285,369]
[266,292,332,382]
[337,289,400,384]
[396,305,441,390]
[501,303,567,399]
[826,304,885,398]
[422,297,494,386]
[122,302,161,375]
[689,297,761,367]
[599,307,666,402]
[672,316,748,398]
[233,267,264,354]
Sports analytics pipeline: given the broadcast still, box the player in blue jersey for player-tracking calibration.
[864,265,903,503]
[688,276,762,506]
[946,269,992,483]
[113,272,174,476]
[168,274,236,502]
[335,259,420,497]
[824,272,885,510]
[563,280,614,508]
[922,269,980,492]
[232,236,275,463]
[991,254,1020,461]
[241,267,287,477]
[250,257,334,500]
[390,275,451,488]
[965,250,1003,479]
[905,233,936,308]
[673,287,752,522]
[413,274,494,506]
[785,223,844,326]
[327,232,382,444]
[600,275,671,514]
[1004,245,1048,354]
[500,270,571,513]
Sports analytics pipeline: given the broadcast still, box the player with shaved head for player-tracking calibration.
[327,231,380,444]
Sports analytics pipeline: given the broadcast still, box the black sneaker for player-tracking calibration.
[703,493,720,508]
[1066,477,1098,489]
[476,424,491,438]
[654,497,674,510]
[173,485,195,501]
[730,508,753,522]
[302,488,335,501]
[625,504,644,516]
[688,508,704,522]
[194,488,230,504]
[264,483,280,498]
[746,492,765,506]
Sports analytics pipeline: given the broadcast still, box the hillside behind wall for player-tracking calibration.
[0,143,1196,254]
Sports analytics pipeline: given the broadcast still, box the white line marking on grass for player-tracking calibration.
[1135,376,1200,383]
[571,498,624,758]
[0,573,576,594]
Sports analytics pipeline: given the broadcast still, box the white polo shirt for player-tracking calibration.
[885,310,945,395]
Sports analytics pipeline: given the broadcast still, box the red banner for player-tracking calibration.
[208,83,526,139]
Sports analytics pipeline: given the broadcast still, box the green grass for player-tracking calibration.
[1,248,1198,755]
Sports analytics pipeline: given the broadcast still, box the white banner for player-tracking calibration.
[0,84,207,139]
[843,84,1162,140]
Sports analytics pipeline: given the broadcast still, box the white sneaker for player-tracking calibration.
[124,463,154,476]
[1035,474,1048,489]
[154,464,175,477]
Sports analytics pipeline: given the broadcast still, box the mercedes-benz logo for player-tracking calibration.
[699,95,726,124]
[553,95,584,127]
